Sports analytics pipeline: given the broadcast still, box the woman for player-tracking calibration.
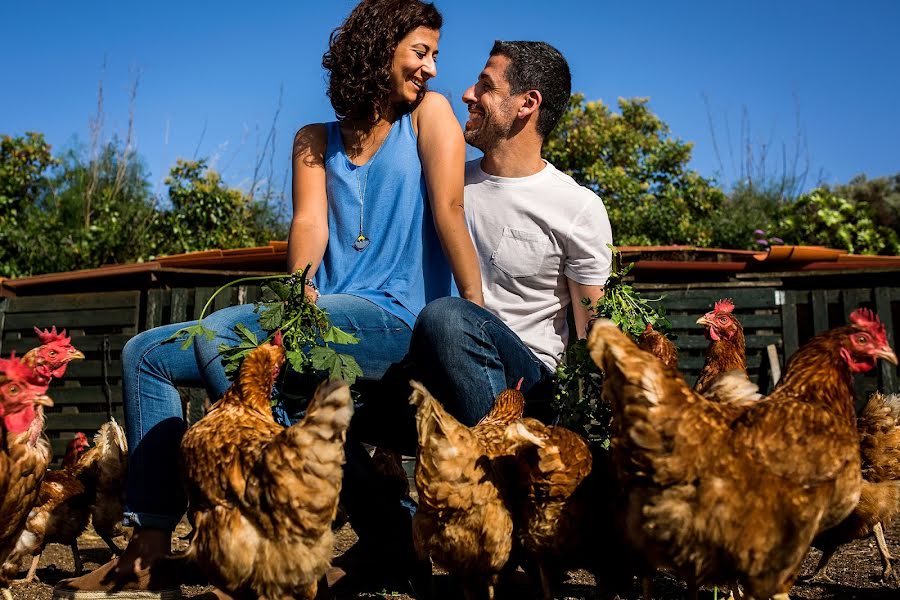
[53,1,480,597]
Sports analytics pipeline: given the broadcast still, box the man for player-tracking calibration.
[408,40,613,423]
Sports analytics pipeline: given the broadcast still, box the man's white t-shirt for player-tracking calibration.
[464,159,613,370]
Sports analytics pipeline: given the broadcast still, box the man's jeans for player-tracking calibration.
[357,296,555,455]
[121,294,411,530]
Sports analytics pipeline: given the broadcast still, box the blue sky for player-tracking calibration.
[2,1,898,205]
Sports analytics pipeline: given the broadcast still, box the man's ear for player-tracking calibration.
[517,89,542,119]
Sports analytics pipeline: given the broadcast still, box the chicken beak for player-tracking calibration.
[34,394,54,407]
[876,347,899,365]
[696,316,711,327]
[70,349,86,361]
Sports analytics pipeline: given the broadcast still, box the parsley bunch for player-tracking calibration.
[169,265,363,398]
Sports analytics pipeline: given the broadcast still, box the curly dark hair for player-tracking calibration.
[322,0,442,124]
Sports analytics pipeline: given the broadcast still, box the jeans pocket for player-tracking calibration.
[491,226,550,278]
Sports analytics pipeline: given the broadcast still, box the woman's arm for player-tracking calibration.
[414,92,484,306]
[287,124,330,300]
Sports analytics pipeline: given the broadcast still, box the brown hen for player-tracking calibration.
[694,298,748,396]
[0,355,53,599]
[3,434,91,583]
[807,391,900,583]
[636,324,679,369]
[511,417,593,599]
[587,308,898,600]
[180,338,353,600]
[409,381,543,600]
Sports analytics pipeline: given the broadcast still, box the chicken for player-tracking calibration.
[694,298,748,396]
[0,355,53,599]
[78,419,129,555]
[472,379,526,457]
[5,434,91,583]
[636,323,679,369]
[20,327,85,386]
[180,336,353,600]
[409,381,544,600]
[806,391,900,583]
[586,308,898,600]
[510,417,593,599]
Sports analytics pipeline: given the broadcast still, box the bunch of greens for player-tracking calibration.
[553,245,670,438]
[169,265,362,401]
[591,244,670,335]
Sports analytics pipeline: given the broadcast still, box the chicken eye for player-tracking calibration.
[857,335,869,345]
[718,316,728,323]
[7,385,19,395]
[48,350,58,357]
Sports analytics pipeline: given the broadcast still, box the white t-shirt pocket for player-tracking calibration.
[491,227,550,278]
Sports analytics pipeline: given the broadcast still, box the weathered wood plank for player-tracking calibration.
[3,308,140,331]
[811,289,830,334]
[668,314,782,330]
[678,354,763,371]
[781,290,801,363]
[674,335,782,350]
[193,288,215,320]
[146,289,166,330]
[48,386,124,405]
[171,288,189,323]
[874,287,898,393]
[64,360,124,379]
[45,411,125,432]
[2,291,140,313]
[657,288,780,311]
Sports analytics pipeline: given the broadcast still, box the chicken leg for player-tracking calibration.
[873,522,898,582]
[11,555,41,585]
[800,547,837,585]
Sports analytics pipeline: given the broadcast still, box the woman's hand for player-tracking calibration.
[415,92,484,306]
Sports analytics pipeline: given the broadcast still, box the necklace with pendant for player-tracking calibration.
[353,166,371,251]
[350,123,391,252]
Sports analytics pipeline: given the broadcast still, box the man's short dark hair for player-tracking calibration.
[490,40,571,138]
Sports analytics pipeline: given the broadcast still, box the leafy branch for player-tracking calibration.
[168,264,363,399]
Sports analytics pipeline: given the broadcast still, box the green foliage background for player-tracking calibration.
[0,133,288,278]
[3,93,898,280]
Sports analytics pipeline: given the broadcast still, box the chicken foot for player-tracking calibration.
[799,547,837,585]
[97,530,123,556]
[11,555,42,585]
[872,522,898,583]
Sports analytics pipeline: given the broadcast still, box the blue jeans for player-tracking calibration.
[409,297,555,425]
[122,294,411,530]
[356,296,555,457]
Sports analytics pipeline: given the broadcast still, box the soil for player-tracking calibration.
[6,519,900,600]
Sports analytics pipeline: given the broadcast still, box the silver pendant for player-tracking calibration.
[353,234,371,252]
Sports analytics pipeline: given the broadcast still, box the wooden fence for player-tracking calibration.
[2,282,898,462]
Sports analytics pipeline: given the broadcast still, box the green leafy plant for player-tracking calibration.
[169,265,362,403]
[553,245,670,437]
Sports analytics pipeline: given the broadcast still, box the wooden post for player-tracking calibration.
[874,286,898,394]
[767,344,782,387]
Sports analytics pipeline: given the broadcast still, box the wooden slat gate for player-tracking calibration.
[2,283,898,462]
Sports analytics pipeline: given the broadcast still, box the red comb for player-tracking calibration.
[34,326,70,345]
[0,353,33,381]
[714,299,735,314]
[849,308,888,342]
[515,377,524,391]
[273,330,283,347]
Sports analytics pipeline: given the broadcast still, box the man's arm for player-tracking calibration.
[567,279,604,339]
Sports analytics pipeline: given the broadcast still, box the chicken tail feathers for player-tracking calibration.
[298,380,354,440]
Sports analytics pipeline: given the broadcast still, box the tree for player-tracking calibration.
[543,94,727,246]
[774,187,900,256]
[154,159,286,257]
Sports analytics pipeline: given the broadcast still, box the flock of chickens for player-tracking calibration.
[2,301,900,600]
[0,327,127,600]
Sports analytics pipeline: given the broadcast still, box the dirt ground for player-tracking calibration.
[7,519,900,600]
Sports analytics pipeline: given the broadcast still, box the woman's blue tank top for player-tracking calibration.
[314,113,453,329]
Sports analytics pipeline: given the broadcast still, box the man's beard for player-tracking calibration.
[464,103,515,152]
